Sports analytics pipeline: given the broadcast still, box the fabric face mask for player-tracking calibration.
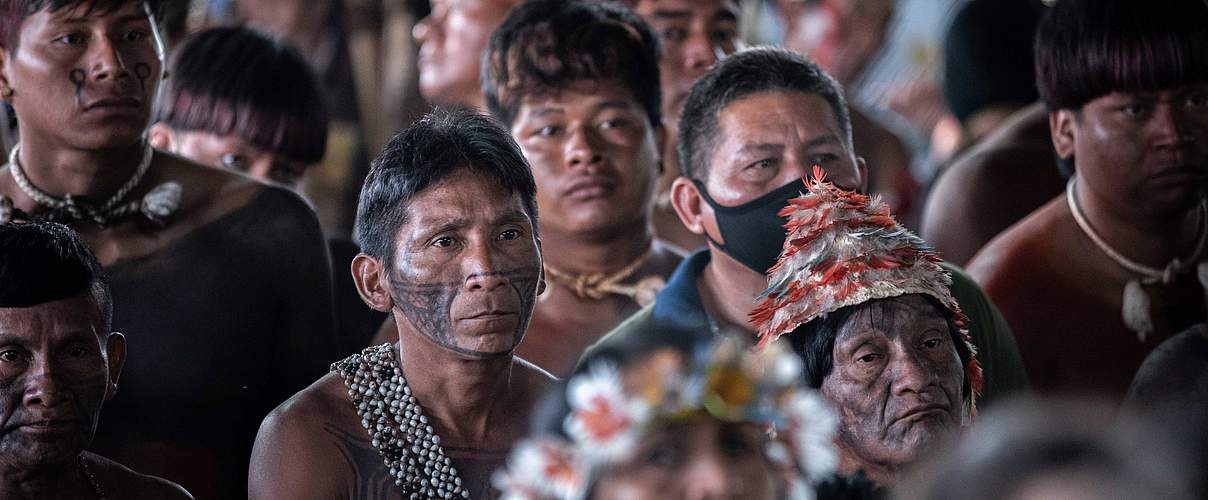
[692,179,805,274]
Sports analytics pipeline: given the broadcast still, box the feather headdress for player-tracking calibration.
[750,167,982,405]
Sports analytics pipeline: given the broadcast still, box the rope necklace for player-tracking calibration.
[542,246,666,306]
[1066,178,1208,341]
[2,142,181,226]
[332,344,470,499]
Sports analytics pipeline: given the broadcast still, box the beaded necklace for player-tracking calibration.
[332,344,470,499]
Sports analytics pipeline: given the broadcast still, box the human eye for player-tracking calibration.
[856,352,881,364]
[809,153,839,165]
[639,442,680,467]
[1119,102,1151,118]
[1185,91,1208,108]
[64,343,93,359]
[497,228,523,241]
[599,117,631,130]
[54,32,88,45]
[220,153,247,171]
[533,124,562,138]
[0,348,27,363]
[121,29,149,42]
[747,158,779,170]
[432,236,458,248]
[660,26,688,43]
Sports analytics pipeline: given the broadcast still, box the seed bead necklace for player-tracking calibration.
[332,343,469,499]
[77,455,106,499]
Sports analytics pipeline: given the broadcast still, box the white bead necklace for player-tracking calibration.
[332,344,470,499]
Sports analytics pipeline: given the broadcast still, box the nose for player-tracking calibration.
[889,349,934,396]
[23,358,68,409]
[89,35,129,82]
[1153,102,1198,150]
[462,241,507,292]
[683,30,719,73]
[564,126,604,170]
[682,447,739,499]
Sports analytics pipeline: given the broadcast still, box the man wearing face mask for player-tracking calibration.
[585,47,1029,405]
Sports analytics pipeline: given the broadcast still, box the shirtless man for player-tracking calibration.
[632,0,741,251]
[480,0,683,376]
[968,0,1208,402]
[413,0,519,109]
[0,221,191,500]
[250,109,555,499]
[0,2,337,496]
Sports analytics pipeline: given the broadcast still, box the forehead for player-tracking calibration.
[34,0,148,24]
[0,295,103,344]
[835,295,949,341]
[716,90,842,144]
[398,167,531,233]
[635,0,739,20]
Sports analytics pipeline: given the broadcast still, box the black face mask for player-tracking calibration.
[693,179,805,274]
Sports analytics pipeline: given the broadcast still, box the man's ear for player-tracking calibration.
[105,332,127,401]
[670,176,710,237]
[1050,109,1076,160]
[0,46,13,99]
[855,156,869,193]
[148,123,175,151]
[352,253,395,312]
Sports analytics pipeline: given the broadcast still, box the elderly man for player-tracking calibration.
[250,109,555,499]
[480,0,683,376]
[968,0,1208,401]
[586,47,1028,405]
[0,222,191,499]
[0,1,338,496]
[413,0,518,109]
[752,171,982,487]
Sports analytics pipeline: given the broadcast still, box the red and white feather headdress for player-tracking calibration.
[750,167,983,405]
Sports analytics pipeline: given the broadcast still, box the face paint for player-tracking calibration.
[69,69,86,107]
[134,62,152,94]
[388,265,542,359]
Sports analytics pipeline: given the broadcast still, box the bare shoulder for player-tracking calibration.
[251,373,362,500]
[967,197,1067,294]
[81,451,194,499]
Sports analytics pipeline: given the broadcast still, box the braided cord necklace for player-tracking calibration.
[332,344,470,499]
[542,246,667,306]
[1066,178,1208,341]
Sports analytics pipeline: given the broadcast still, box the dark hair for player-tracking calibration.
[0,221,111,330]
[0,0,162,49]
[678,47,851,181]
[786,294,974,405]
[354,107,538,266]
[943,0,1041,123]
[155,26,329,164]
[1034,0,1208,112]
[482,0,661,128]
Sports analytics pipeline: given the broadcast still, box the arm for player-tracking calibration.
[249,400,350,500]
[259,188,343,394]
[942,262,1031,407]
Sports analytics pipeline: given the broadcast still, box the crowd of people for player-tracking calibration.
[0,0,1204,498]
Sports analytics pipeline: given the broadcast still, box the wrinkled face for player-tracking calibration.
[413,0,515,106]
[700,90,861,206]
[0,1,163,149]
[592,416,778,500]
[0,296,116,469]
[1061,86,1208,217]
[636,0,740,193]
[168,130,313,188]
[779,0,893,85]
[511,81,661,238]
[820,295,965,473]
[387,168,542,359]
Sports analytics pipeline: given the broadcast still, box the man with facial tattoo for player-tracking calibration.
[0,221,192,500]
[250,109,555,500]
[0,1,338,497]
[585,47,1029,406]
